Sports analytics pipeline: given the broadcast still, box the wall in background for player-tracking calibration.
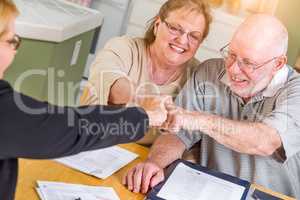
[125,0,244,62]
[275,0,300,66]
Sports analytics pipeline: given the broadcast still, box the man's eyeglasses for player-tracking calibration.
[220,43,279,73]
[162,19,203,45]
[2,35,22,50]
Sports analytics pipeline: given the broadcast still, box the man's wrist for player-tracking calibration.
[145,157,164,168]
[183,111,205,131]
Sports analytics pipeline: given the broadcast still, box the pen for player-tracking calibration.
[74,198,81,200]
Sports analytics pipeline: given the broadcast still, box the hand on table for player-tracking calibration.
[122,161,164,194]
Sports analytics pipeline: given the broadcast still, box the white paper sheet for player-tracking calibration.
[157,163,246,200]
[55,146,138,179]
[36,181,120,200]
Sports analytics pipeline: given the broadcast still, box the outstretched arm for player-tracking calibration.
[0,82,149,159]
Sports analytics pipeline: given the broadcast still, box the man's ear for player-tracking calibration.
[273,55,287,74]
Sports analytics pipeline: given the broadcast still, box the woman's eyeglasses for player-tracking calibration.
[7,35,22,50]
[1,35,22,50]
[162,19,203,45]
[220,43,279,73]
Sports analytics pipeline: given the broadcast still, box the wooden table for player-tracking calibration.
[16,143,295,200]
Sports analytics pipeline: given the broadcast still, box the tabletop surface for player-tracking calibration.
[15,143,295,200]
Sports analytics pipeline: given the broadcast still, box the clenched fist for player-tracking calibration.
[135,95,173,127]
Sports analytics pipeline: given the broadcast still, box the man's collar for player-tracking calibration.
[263,65,289,97]
[219,65,289,98]
[219,70,229,86]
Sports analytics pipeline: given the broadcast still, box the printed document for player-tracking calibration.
[36,181,120,200]
[55,146,138,179]
[157,163,246,200]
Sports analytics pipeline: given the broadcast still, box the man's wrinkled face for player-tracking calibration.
[225,39,278,99]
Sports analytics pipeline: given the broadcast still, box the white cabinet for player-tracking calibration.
[125,0,245,61]
[15,0,103,42]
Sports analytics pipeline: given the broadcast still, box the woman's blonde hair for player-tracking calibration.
[144,0,212,46]
[0,0,19,37]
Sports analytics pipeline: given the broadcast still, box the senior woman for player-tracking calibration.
[0,1,168,199]
[81,0,212,145]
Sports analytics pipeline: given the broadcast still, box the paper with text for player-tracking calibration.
[157,163,246,200]
[55,146,138,179]
[36,181,120,200]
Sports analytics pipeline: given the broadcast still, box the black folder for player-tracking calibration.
[146,159,251,200]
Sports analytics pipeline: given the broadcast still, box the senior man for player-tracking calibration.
[122,14,300,199]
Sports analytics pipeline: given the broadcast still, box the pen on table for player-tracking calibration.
[74,198,81,200]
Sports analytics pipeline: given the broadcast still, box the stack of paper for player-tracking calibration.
[55,146,138,179]
[36,181,120,200]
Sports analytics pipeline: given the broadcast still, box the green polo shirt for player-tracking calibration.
[176,58,300,198]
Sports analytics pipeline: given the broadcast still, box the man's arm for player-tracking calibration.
[148,134,186,168]
[122,134,186,194]
[165,106,282,156]
[199,113,281,156]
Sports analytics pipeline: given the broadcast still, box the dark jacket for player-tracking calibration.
[0,80,149,200]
